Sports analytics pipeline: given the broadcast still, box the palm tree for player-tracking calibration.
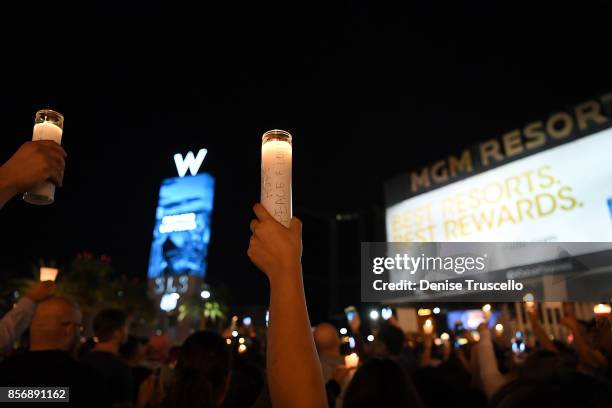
[11,252,156,335]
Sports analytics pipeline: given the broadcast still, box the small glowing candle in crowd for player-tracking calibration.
[433,307,441,315]
[482,304,492,320]
[39,267,59,282]
[367,335,375,342]
[238,337,245,344]
[418,308,431,316]
[339,327,348,335]
[457,338,469,346]
[440,332,450,341]
[434,338,442,346]
[345,353,359,369]
[225,338,232,345]
[423,318,434,335]
[261,130,292,228]
[238,344,247,354]
[593,303,611,316]
[23,110,65,205]
[369,310,379,320]
[523,293,535,311]
[495,323,504,335]
[231,330,238,338]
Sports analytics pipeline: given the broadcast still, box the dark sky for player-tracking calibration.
[1,1,610,319]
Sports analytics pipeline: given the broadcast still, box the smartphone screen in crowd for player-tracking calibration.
[345,306,357,322]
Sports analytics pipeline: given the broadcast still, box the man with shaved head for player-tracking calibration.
[313,323,344,383]
[0,297,103,407]
[29,297,82,353]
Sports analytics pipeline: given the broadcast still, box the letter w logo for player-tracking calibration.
[174,149,208,177]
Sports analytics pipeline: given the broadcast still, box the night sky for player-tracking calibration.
[1,2,610,321]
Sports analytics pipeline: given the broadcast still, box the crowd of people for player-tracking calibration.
[0,142,611,408]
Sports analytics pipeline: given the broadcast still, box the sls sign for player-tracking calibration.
[174,148,208,177]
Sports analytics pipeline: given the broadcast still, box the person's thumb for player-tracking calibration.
[290,217,302,236]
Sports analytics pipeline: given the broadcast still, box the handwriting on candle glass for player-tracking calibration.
[262,141,291,226]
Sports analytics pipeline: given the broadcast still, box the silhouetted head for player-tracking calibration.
[119,335,148,365]
[378,323,406,357]
[343,357,422,408]
[494,372,612,408]
[92,308,129,345]
[313,323,341,354]
[168,331,231,408]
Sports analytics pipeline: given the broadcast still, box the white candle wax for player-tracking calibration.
[345,353,359,369]
[40,267,59,282]
[261,139,292,227]
[25,121,63,204]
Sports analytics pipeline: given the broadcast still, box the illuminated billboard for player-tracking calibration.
[147,173,214,280]
[386,94,612,243]
[380,94,612,302]
[386,127,612,243]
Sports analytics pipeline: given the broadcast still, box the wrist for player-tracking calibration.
[268,262,304,294]
[268,260,302,281]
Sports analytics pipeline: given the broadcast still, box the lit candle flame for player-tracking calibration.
[593,304,611,316]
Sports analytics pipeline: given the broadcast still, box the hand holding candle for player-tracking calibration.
[23,109,65,205]
[261,130,292,228]
[345,352,359,369]
[24,281,55,303]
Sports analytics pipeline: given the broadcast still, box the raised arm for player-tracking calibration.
[561,316,607,370]
[0,281,55,355]
[476,324,509,399]
[526,305,558,353]
[247,204,326,408]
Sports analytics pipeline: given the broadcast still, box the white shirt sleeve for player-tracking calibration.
[0,297,36,356]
